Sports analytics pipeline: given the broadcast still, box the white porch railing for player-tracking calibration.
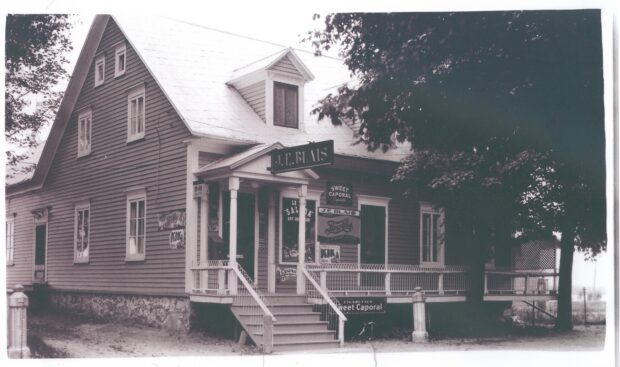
[190,261,276,353]
[485,269,559,295]
[305,263,471,295]
[301,267,348,347]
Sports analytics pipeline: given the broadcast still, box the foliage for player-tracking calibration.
[308,11,606,327]
[5,14,73,177]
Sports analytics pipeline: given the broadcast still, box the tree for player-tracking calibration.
[5,14,73,177]
[309,11,605,329]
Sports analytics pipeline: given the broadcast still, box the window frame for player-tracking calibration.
[419,202,445,267]
[94,55,105,87]
[77,110,92,157]
[6,216,15,266]
[273,81,299,129]
[114,43,126,78]
[278,188,321,265]
[127,86,146,142]
[73,201,91,264]
[125,188,147,262]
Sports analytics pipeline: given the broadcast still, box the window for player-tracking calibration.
[127,87,145,142]
[94,55,105,87]
[77,110,92,157]
[126,189,146,261]
[115,43,126,77]
[74,202,90,263]
[280,196,317,263]
[6,217,14,265]
[273,82,298,128]
[420,202,445,266]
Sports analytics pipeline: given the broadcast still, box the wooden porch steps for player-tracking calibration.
[230,294,340,352]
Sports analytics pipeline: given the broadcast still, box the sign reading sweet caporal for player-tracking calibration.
[270,140,334,174]
[338,298,386,314]
[326,182,353,206]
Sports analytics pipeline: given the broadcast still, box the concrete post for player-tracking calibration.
[411,286,428,343]
[8,285,31,358]
[263,315,274,354]
[296,184,307,295]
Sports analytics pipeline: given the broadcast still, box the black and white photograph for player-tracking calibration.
[2,1,617,366]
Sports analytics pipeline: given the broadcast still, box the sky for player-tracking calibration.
[2,1,616,294]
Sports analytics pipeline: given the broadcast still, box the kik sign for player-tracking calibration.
[270,140,334,174]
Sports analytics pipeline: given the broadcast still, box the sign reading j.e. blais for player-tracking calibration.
[270,140,334,174]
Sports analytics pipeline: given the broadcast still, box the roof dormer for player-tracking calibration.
[227,48,314,130]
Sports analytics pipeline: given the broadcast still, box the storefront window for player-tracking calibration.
[281,197,316,263]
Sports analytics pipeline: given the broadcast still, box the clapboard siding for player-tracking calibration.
[269,55,302,79]
[6,19,192,296]
[238,81,265,122]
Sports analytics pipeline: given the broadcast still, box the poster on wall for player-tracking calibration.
[157,209,186,230]
[317,207,361,244]
[326,182,353,206]
[276,266,297,284]
[169,229,185,249]
[281,198,316,263]
[320,245,341,263]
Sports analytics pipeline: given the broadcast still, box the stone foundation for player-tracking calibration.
[49,291,192,333]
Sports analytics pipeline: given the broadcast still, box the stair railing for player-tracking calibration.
[230,262,277,353]
[301,266,347,347]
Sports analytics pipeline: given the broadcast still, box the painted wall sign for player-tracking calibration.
[337,297,386,314]
[320,245,341,263]
[169,229,185,249]
[157,209,186,231]
[317,207,361,244]
[270,140,334,174]
[326,182,353,206]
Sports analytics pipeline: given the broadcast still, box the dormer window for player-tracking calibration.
[273,82,298,128]
[94,55,105,87]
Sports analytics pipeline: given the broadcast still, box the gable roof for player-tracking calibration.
[8,14,411,194]
[229,47,315,83]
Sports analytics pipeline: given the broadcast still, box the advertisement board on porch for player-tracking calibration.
[337,297,387,314]
[317,207,361,244]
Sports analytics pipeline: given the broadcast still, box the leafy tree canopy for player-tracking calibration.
[5,14,73,177]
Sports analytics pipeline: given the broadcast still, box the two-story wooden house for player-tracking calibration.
[5,15,558,353]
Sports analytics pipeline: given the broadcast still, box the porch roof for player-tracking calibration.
[195,142,319,182]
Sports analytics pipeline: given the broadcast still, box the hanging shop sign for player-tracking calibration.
[317,207,361,244]
[270,140,334,174]
[326,182,353,206]
[169,229,185,249]
[337,297,386,314]
[320,245,341,263]
[157,209,186,230]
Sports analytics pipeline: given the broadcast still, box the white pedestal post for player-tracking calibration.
[8,284,31,358]
[411,286,429,343]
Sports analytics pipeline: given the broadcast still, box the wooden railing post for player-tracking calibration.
[320,271,327,292]
[8,285,30,358]
[263,315,274,354]
[484,273,488,295]
[217,269,226,295]
[523,274,529,295]
[385,272,392,296]
[338,317,345,347]
[437,273,444,295]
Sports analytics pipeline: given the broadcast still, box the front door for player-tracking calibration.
[223,191,256,280]
[360,205,386,264]
[34,224,47,282]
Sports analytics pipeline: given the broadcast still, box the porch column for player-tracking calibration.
[199,184,209,288]
[267,189,277,293]
[411,287,429,342]
[228,177,240,295]
[296,184,307,295]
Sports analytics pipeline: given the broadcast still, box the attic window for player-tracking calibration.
[94,55,105,87]
[115,43,126,77]
[273,82,298,128]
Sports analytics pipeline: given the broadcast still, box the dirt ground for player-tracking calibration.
[26,311,605,358]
